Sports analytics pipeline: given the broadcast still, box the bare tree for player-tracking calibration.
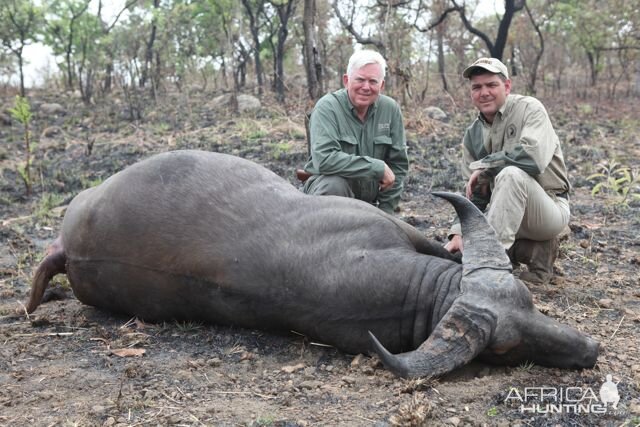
[332,0,386,56]
[522,1,545,94]
[452,0,526,60]
[412,0,463,94]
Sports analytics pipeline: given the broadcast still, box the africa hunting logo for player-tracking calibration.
[504,374,620,414]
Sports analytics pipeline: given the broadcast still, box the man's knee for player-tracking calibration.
[304,175,354,198]
[495,166,528,183]
[494,166,531,191]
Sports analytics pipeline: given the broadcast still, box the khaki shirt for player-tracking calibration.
[303,88,408,213]
[450,94,570,235]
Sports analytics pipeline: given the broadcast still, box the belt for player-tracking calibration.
[556,191,569,199]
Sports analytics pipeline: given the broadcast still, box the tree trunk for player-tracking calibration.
[635,61,640,97]
[491,0,517,59]
[66,38,74,89]
[455,0,524,61]
[271,0,297,103]
[302,0,322,100]
[241,0,265,95]
[587,51,599,86]
[140,0,160,89]
[437,25,448,93]
[18,50,25,97]
[103,58,113,93]
[523,2,544,95]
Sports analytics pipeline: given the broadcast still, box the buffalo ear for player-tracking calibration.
[369,300,496,378]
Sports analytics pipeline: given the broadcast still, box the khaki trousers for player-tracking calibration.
[487,166,570,249]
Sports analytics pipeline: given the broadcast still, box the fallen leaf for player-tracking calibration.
[111,348,146,358]
[281,363,305,373]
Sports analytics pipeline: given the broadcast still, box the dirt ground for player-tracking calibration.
[1,89,639,426]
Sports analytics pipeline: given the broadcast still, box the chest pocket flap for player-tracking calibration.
[373,135,392,159]
[338,135,358,154]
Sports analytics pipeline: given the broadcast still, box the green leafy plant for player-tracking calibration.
[175,320,202,333]
[80,176,104,189]
[517,360,535,372]
[8,96,33,196]
[34,192,66,223]
[588,159,640,207]
[270,142,291,160]
[253,415,276,426]
[486,406,498,416]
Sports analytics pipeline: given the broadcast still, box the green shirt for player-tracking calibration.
[303,88,408,213]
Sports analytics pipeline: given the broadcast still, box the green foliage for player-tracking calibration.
[34,192,66,222]
[0,0,44,95]
[486,406,498,417]
[8,94,32,124]
[577,103,593,115]
[235,119,266,141]
[548,0,636,86]
[43,0,119,101]
[249,129,268,140]
[8,95,33,196]
[44,0,91,58]
[588,159,640,207]
[269,142,291,160]
[252,415,276,426]
[79,176,103,189]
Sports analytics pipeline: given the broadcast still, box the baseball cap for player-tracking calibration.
[462,57,509,79]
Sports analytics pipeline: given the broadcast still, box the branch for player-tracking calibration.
[598,45,640,51]
[413,5,462,33]
[105,0,139,33]
[332,0,386,55]
[374,0,412,7]
[451,0,494,53]
[525,2,543,52]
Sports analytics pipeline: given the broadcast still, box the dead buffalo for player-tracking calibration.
[23,150,599,378]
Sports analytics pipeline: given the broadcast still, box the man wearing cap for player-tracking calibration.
[444,57,570,285]
[301,49,408,214]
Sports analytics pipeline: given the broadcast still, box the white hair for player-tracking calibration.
[346,49,386,79]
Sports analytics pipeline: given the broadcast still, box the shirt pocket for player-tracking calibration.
[373,135,392,159]
[338,135,358,155]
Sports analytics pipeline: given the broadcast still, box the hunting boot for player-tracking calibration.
[507,238,559,285]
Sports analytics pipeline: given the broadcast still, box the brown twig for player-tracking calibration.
[609,315,625,340]
[15,300,31,320]
[212,390,277,400]
[13,332,74,337]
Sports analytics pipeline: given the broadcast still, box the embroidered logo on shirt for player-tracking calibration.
[378,123,390,131]
[507,124,517,139]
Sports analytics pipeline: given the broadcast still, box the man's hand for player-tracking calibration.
[466,169,489,199]
[379,163,395,191]
[444,234,463,254]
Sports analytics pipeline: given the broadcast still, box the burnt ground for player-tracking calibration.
[0,89,639,426]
